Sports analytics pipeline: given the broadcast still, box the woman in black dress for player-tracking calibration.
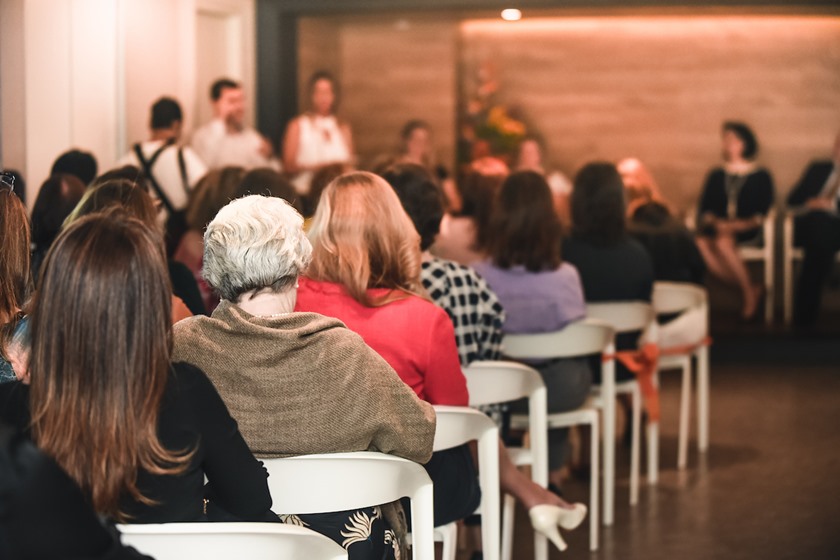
[696,121,774,320]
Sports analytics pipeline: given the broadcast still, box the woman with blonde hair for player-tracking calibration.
[297,171,587,553]
[0,211,273,523]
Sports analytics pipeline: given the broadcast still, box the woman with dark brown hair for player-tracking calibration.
[0,211,273,523]
[0,176,31,383]
[473,171,591,490]
[65,178,203,320]
[29,173,86,280]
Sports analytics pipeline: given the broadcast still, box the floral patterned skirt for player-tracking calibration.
[281,506,400,560]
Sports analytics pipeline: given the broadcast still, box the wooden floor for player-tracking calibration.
[461,321,840,559]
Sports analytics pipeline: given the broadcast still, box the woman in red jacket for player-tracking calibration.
[296,171,586,553]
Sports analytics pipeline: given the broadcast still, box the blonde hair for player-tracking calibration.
[307,171,427,306]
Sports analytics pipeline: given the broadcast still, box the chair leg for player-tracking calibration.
[648,372,660,484]
[765,247,774,325]
[647,421,659,485]
[501,494,515,560]
[589,414,600,551]
[697,346,710,452]
[630,384,641,506]
[784,251,794,327]
[678,362,692,469]
[435,523,457,560]
[602,399,615,526]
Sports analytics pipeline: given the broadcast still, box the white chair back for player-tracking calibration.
[118,522,347,560]
[463,361,548,487]
[263,452,434,560]
[586,301,654,335]
[502,318,615,360]
[432,406,501,560]
[652,282,707,315]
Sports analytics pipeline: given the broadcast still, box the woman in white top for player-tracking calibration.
[283,71,354,197]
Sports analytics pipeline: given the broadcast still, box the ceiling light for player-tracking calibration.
[501,9,522,22]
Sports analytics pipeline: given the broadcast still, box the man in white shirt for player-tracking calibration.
[190,78,276,170]
[119,97,207,218]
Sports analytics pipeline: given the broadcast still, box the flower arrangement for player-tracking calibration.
[459,60,530,165]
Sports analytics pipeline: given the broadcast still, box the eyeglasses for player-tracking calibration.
[0,172,15,193]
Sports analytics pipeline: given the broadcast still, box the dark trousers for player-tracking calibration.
[794,211,840,325]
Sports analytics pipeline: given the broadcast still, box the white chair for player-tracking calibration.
[465,360,600,556]
[503,322,615,528]
[585,301,656,500]
[737,209,776,325]
[263,452,435,560]
[782,212,840,325]
[431,405,500,560]
[117,522,347,560]
[652,282,711,471]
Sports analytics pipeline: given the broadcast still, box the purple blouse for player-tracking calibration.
[471,262,586,334]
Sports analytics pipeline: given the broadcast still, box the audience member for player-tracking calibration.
[696,121,774,321]
[0,211,274,523]
[191,78,275,170]
[619,158,705,285]
[174,166,246,312]
[172,195,434,560]
[382,163,505,366]
[236,167,303,213]
[432,160,507,265]
[50,149,98,186]
[30,173,86,280]
[514,137,573,230]
[0,423,152,559]
[474,171,591,489]
[297,171,586,553]
[118,97,207,226]
[786,130,840,327]
[393,120,460,212]
[283,71,354,195]
[64,179,205,318]
[1,170,26,205]
[0,181,31,383]
[564,162,655,384]
[305,162,351,220]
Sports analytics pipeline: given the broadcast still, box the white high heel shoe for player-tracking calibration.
[528,503,588,552]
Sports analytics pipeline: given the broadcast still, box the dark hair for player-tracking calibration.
[381,164,444,252]
[31,174,87,251]
[50,150,98,186]
[487,171,562,271]
[401,120,429,143]
[210,78,240,101]
[308,71,339,110]
[306,163,350,218]
[457,170,504,251]
[65,179,158,231]
[236,168,302,213]
[723,121,758,160]
[571,162,627,246]
[92,166,149,192]
[1,170,26,205]
[30,210,190,520]
[185,167,245,230]
[150,97,183,130]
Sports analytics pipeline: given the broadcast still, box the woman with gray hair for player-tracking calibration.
[173,195,435,560]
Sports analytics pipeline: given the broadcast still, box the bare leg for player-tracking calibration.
[497,439,575,510]
[714,235,758,318]
[696,236,738,285]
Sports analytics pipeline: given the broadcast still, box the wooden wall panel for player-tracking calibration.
[298,14,459,171]
[460,15,840,210]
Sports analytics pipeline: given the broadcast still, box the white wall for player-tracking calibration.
[0,0,255,205]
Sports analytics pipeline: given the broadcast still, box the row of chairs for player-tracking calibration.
[118,281,709,560]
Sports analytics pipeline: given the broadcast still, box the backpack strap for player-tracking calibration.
[133,140,176,215]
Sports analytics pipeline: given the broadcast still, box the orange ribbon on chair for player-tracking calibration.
[601,337,713,424]
[604,343,661,422]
